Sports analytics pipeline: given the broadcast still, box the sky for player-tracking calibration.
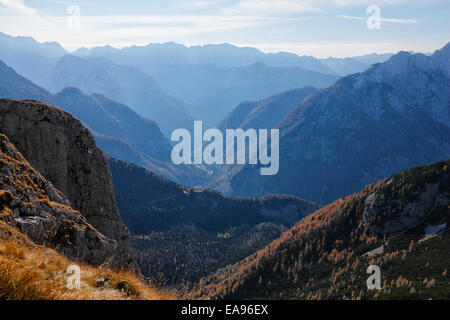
[0,0,449,58]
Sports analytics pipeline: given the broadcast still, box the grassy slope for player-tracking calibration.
[0,220,173,300]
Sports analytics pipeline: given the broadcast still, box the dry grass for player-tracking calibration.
[21,99,65,113]
[0,221,174,300]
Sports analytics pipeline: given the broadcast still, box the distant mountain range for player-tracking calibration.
[78,41,392,76]
[69,41,391,125]
[320,53,394,76]
[67,41,397,129]
[0,32,395,130]
[49,55,195,137]
[0,32,65,87]
[0,59,207,186]
[0,33,340,128]
[218,44,450,204]
[79,42,337,73]
[77,44,341,126]
[1,31,446,209]
[146,63,338,126]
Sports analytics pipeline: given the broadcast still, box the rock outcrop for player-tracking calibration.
[0,134,118,265]
[0,99,134,269]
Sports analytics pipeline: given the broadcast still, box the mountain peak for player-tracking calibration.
[437,41,450,53]
[71,47,90,56]
[226,42,450,204]
[432,42,450,78]
[57,86,84,97]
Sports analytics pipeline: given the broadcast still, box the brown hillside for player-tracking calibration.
[189,160,450,300]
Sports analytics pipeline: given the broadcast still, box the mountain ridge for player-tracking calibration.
[50,55,195,137]
[222,44,450,204]
[190,160,450,299]
[0,59,208,187]
[219,86,319,131]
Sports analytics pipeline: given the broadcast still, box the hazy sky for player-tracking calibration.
[0,0,449,57]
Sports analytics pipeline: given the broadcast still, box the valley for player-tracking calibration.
[0,30,448,301]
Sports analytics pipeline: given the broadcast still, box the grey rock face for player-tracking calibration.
[363,179,448,236]
[0,134,117,265]
[0,99,134,269]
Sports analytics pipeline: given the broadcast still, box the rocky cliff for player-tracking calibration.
[0,99,134,269]
[0,134,118,265]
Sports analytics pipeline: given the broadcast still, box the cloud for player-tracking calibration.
[221,0,323,16]
[331,0,437,6]
[338,15,418,23]
[78,14,275,25]
[176,1,219,11]
[0,0,37,15]
[219,0,442,16]
[0,0,443,56]
[81,15,266,40]
[0,13,278,49]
